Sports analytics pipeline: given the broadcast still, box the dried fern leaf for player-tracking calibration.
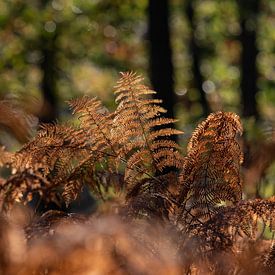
[0,100,35,143]
[62,180,84,207]
[113,72,183,190]
[177,112,243,228]
[263,243,275,271]
[0,124,91,209]
[0,146,13,167]
[1,72,184,211]
[68,96,116,154]
[61,154,97,205]
[194,198,275,251]
[111,72,184,219]
[0,169,53,211]
[13,124,87,174]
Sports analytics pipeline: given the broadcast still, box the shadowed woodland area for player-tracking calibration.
[0,1,275,274]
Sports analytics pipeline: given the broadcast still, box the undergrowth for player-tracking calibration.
[0,72,274,274]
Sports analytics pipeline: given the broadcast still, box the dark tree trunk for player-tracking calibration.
[185,0,210,117]
[39,0,58,123]
[238,0,260,119]
[39,32,58,123]
[148,0,175,121]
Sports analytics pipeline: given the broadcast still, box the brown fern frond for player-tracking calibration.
[187,111,243,152]
[0,124,90,209]
[193,198,275,252]
[0,169,55,211]
[177,112,243,228]
[61,150,125,206]
[0,146,13,168]
[263,243,275,271]
[113,72,183,190]
[62,180,83,207]
[0,100,35,143]
[3,96,118,209]
[111,72,184,219]
[175,199,275,274]
[65,97,121,202]
[68,96,116,155]
[12,124,87,174]
[61,155,96,206]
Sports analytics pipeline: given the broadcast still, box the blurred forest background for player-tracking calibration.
[3,0,275,123]
[0,0,275,197]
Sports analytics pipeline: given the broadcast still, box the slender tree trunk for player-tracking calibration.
[148,0,175,121]
[185,0,210,117]
[238,0,260,119]
[39,0,58,123]
[39,32,58,123]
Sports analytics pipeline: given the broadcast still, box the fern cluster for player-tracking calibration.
[177,111,244,229]
[0,72,274,274]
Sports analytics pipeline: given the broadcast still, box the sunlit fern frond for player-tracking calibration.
[0,169,56,211]
[62,179,85,207]
[111,72,184,219]
[263,243,275,272]
[65,97,123,204]
[61,154,97,206]
[12,124,87,174]
[0,124,89,209]
[193,198,275,252]
[177,112,243,229]
[187,111,243,152]
[68,96,116,156]
[113,72,183,193]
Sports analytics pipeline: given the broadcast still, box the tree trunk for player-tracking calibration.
[39,32,58,123]
[39,0,58,123]
[148,0,175,121]
[185,0,210,117]
[238,0,260,119]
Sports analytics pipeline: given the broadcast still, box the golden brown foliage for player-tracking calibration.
[113,72,183,218]
[0,72,183,216]
[0,146,13,168]
[0,72,274,274]
[114,72,183,178]
[177,112,243,228]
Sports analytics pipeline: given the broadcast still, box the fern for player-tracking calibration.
[0,169,54,210]
[174,111,274,272]
[0,124,89,209]
[191,198,275,252]
[0,146,13,168]
[0,100,34,143]
[264,243,275,271]
[114,72,182,177]
[0,73,274,274]
[68,96,115,156]
[0,73,183,211]
[177,112,243,228]
[112,72,183,218]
